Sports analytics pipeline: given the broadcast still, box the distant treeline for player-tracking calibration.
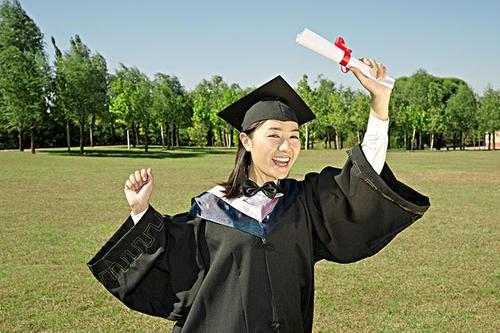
[1,0,499,153]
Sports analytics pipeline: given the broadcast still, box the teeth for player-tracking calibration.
[273,157,290,162]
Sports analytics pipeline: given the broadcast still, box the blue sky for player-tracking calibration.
[20,0,500,94]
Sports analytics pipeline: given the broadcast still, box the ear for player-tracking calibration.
[239,132,252,152]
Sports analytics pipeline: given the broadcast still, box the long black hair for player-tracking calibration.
[218,120,266,199]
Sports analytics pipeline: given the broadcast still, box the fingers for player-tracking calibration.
[140,169,148,182]
[359,57,387,80]
[124,168,152,192]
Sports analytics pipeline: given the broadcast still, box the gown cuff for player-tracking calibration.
[348,144,430,216]
[360,114,389,175]
[131,207,149,224]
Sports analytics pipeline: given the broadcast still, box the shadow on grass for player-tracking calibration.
[39,146,237,159]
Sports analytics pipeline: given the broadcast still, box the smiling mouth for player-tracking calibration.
[272,157,290,168]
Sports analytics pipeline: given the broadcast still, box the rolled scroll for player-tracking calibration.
[296,28,395,89]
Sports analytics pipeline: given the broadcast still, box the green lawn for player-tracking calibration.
[0,146,498,332]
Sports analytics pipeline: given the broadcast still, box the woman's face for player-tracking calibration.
[240,119,301,184]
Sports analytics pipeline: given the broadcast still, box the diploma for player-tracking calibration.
[296,28,395,89]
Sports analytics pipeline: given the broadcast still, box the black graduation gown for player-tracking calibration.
[87,145,430,332]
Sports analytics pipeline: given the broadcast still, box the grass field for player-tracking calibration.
[0,146,498,332]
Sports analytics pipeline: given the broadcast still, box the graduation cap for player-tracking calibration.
[217,75,316,131]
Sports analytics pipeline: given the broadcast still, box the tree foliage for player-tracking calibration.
[1,0,499,152]
[0,0,49,153]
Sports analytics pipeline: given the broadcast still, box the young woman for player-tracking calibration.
[88,59,430,332]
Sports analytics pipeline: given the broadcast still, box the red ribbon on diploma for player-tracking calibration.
[334,37,351,73]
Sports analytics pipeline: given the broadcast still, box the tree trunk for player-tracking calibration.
[110,121,115,145]
[217,128,223,147]
[79,121,84,155]
[459,131,463,150]
[66,120,71,152]
[403,129,407,150]
[30,127,35,154]
[305,124,309,150]
[134,123,139,148]
[172,125,176,148]
[452,133,456,150]
[175,126,180,147]
[430,132,434,150]
[89,113,96,147]
[411,128,416,150]
[144,121,149,153]
[126,129,130,150]
[229,128,233,148]
[144,123,149,152]
[18,128,24,151]
[335,131,341,150]
[357,131,360,144]
[207,126,214,147]
[160,123,165,148]
[170,124,174,148]
[418,131,423,150]
[89,126,94,148]
[165,124,170,149]
[493,131,496,150]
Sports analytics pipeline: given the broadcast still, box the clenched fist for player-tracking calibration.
[124,168,154,215]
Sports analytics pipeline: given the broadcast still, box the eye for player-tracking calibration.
[268,134,280,138]
[290,135,299,139]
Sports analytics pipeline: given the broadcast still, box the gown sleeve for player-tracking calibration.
[301,144,430,264]
[87,204,205,321]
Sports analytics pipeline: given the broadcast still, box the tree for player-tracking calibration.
[109,65,152,151]
[190,76,238,147]
[390,77,411,149]
[478,86,500,150]
[0,0,50,153]
[406,69,432,150]
[88,53,108,147]
[296,75,315,150]
[213,83,245,147]
[53,35,95,154]
[109,66,134,149]
[349,91,370,144]
[444,81,476,150]
[130,71,153,152]
[313,76,346,149]
[51,36,72,151]
[152,73,191,149]
[427,79,446,150]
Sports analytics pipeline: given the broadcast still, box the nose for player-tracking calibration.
[278,139,291,153]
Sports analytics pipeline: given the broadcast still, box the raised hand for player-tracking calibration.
[124,168,154,214]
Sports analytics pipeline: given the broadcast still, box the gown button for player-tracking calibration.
[254,240,275,251]
[264,242,275,251]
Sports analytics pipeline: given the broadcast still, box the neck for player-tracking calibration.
[247,164,277,186]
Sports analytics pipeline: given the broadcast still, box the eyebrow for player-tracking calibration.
[267,127,300,132]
